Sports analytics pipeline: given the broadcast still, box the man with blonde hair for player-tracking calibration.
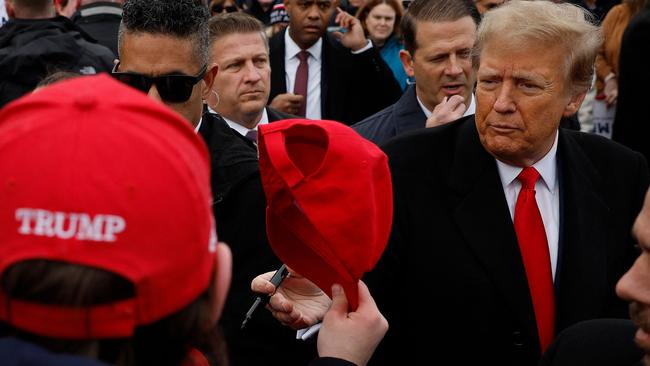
[256,1,649,364]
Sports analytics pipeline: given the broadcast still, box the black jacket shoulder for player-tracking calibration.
[0,17,114,107]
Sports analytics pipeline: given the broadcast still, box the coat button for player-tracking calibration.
[513,331,524,347]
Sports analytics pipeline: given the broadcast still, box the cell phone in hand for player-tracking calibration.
[327,26,348,33]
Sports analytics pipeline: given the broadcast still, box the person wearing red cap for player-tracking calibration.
[0,74,232,366]
[0,75,388,366]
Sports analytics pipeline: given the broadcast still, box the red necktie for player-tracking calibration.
[294,50,309,117]
[514,167,555,352]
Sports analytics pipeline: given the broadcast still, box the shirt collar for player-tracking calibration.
[416,94,476,119]
[285,27,323,61]
[496,130,559,192]
[194,117,202,133]
[221,108,269,137]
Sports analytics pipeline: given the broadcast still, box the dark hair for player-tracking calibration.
[1,260,218,366]
[208,12,266,49]
[209,0,240,16]
[400,0,480,54]
[35,70,82,89]
[13,0,52,13]
[118,0,210,65]
[356,0,404,38]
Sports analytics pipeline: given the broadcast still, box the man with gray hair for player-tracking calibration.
[256,1,650,364]
[366,1,648,364]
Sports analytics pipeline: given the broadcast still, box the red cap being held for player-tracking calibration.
[0,74,216,339]
[258,119,392,310]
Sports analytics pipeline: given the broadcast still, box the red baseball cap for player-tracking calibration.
[0,74,216,339]
[258,119,392,310]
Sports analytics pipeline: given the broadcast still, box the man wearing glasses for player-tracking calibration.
[113,0,262,316]
[114,0,215,130]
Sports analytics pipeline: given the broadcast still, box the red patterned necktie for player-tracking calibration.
[514,167,555,352]
[293,50,309,117]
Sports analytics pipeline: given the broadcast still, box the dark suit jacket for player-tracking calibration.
[198,113,318,366]
[267,105,296,122]
[365,116,649,365]
[352,86,425,145]
[269,29,402,125]
[613,5,650,165]
[540,319,643,366]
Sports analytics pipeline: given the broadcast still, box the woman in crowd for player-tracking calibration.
[356,0,408,90]
[595,0,647,108]
[209,0,241,17]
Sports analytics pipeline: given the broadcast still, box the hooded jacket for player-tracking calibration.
[0,16,114,107]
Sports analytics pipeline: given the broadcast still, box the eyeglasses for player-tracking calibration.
[211,4,238,13]
[111,62,207,103]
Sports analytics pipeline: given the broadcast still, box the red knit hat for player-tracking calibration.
[0,74,216,339]
[258,119,392,310]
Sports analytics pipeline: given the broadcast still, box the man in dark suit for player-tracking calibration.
[203,12,320,365]
[365,1,649,364]
[206,12,294,148]
[612,1,650,167]
[353,0,479,144]
[253,1,650,365]
[267,0,402,125]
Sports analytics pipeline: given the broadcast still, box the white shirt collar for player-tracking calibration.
[416,94,476,119]
[220,108,269,137]
[194,117,202,133]
[496,130,559,192]
[285,27,323,61]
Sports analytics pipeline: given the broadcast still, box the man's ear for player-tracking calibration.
[207,242,232,327]
[563,89,587,117]
[202,63,219,102]
[399,49,415,78]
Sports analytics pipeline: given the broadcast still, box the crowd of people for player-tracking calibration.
[1,0,650,365]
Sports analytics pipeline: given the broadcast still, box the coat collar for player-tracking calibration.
[392,86,427,136]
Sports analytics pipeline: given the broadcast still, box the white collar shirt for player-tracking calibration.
[417,93,477,119]
[284,28,322,120]
[496,131,560,279]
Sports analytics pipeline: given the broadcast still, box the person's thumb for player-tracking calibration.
[328,284,349,315]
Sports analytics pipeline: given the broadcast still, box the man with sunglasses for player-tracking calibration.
[114,3,289,363]
[114,0,216,129]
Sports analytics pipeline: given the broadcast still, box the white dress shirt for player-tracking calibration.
[496,131,560,280]
[417,93,476,119]
[285,29,323,120]
[223,108,269,137]
[206,106,269,137]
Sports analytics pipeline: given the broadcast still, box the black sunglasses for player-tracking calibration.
[111,62,207,103]
[212,4,238,13]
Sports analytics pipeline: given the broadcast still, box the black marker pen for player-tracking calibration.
[241,264,289,329]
